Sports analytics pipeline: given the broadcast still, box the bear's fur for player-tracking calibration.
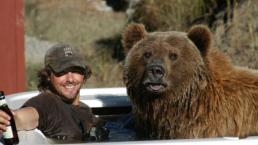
[122,23,258,139]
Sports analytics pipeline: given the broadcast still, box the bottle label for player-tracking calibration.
[0,99,7,106]
[3,126,14,139]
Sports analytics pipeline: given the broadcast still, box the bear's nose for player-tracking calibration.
[147,65,165,80]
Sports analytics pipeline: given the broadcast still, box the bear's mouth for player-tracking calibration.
[145,83,167,93]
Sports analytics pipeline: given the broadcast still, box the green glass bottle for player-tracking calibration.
[0,91,19,145]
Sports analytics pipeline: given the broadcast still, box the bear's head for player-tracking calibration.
[122,23,212,104]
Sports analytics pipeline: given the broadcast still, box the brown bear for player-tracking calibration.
[122,23,258,139]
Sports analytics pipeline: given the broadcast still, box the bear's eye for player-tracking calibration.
[143,52,152,59]
[169,53,178,61]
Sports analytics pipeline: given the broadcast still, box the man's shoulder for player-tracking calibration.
[35,91,57,99]
[24,91,58,106]
[79,101,90,108]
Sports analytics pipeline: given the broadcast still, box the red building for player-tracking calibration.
[0,0,26,95]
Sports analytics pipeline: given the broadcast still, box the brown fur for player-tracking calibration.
[122,23,258,139]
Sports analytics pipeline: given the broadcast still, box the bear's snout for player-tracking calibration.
[146,65,165,81]
[143,64,167,94]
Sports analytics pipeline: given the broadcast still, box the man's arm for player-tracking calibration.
[0,107,39,132]
[14,107,39,131]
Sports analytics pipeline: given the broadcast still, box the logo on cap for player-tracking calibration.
[64,47,73,57]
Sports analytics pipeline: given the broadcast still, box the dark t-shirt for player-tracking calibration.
[22,91,97,141]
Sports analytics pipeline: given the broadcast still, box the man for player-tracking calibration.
[0,43,108,142]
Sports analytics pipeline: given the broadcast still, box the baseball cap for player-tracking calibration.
[44,43,87,74]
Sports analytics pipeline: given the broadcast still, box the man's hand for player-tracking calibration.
[0,110,13,134]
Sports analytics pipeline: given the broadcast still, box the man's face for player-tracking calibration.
[49,68,85,103]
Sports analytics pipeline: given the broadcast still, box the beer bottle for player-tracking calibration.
[0,91,19,145]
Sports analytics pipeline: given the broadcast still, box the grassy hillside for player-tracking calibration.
[25,0,258,90]
[25,0,127,90]
[128,0,258,68]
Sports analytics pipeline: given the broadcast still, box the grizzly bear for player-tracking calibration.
[122,23,258,139]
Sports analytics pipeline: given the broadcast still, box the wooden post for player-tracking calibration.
[0,0,26,95]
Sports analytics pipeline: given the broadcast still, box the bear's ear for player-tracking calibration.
[187,25,212,57]
[122,23,147,54]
